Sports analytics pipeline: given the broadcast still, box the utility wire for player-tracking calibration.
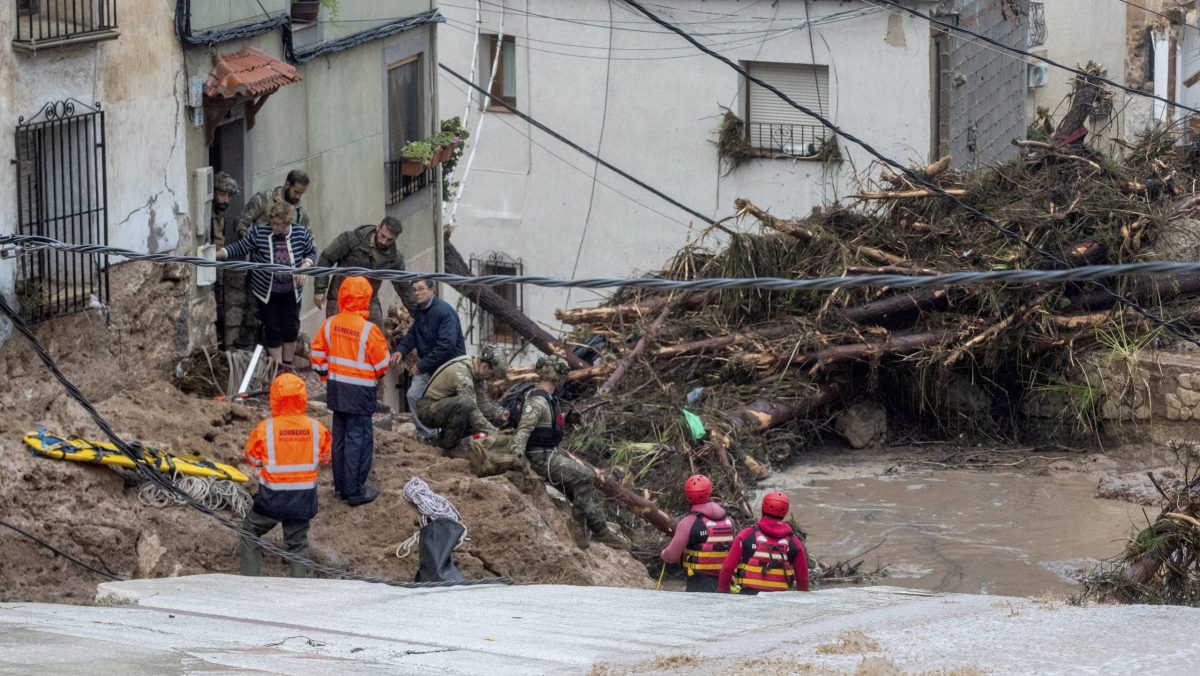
[614,0,1200,347]
[1114,0,1200,32]
[865,0,1200,117]
[0,519,125,581]
[0,293,509,589]
[438,63,729,232]
[11,232,1200,293]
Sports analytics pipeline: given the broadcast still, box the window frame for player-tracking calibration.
[470,253,523,345]
[482,34,517,111]
[743,61,833,160]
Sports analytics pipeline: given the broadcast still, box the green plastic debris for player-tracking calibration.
[682,409,707,440]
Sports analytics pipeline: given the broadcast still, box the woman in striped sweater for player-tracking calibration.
[218,200,317,369]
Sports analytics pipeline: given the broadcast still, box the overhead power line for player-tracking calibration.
[0,519,125,581]
[1114,0,1200,33]
[10,232,1200,293]
[865,0,1200,116]
[438,62,729,233]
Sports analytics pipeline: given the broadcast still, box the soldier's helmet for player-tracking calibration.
[478,345,508,380]
[214,171,240,196]
[535,354,570,383]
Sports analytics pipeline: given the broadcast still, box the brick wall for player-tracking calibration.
[943,0,1029,169]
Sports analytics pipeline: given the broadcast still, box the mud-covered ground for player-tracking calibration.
[0,264,648,604]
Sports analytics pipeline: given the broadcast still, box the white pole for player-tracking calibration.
[238,344,263,396]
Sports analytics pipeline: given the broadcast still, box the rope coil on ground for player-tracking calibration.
[396,477,469,559]
[137,474,252,517]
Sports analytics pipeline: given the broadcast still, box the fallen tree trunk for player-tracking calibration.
[740,329,958,372]
[444,239,588,370]
[730,383,841,433]
[1066,272,1200,312]
[563,450,676,535]
[841,288,952,327]
[555,291,710,325]
[856,189,968,200]
[600,295,682,393]
[734,198,818,242]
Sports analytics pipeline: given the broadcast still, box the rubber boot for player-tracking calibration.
[289,560,308,578]
[240,546,262,576]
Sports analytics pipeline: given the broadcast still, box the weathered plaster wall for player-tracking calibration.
[0,0,189,348]
[436,0,939,357]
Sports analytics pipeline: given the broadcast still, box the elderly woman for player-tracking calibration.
[218,200,317,369]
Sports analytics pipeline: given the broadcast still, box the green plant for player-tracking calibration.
[399,140,434,164]
[439,117,472,201]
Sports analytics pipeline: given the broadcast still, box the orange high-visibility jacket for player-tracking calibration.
[310,276,390,414]
[244,373,332,521]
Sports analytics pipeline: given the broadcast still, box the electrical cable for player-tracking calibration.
[0,519,125,581]
[12,232,1200,293]
[438,63,729,232]
[1114,0,1200,32]
[614,0,1200,347]
[864,0,1200,117]
[0,293,510,589]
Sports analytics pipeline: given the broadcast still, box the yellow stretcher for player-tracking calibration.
[24,429,249,484]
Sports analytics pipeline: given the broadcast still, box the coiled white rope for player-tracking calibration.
[395,476,468,558]
[137,473,251,517]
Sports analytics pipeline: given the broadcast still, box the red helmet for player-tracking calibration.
[684,474,712,505]
[761,491,790,518]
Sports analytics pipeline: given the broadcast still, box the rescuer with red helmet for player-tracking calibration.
[660,474,737,592]
[718,490,810,594]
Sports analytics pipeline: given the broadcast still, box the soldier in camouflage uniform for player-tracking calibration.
[211,172,239,345]
[225,170,311,348]
[510,355,631,550]
[312,217,414,327]
[416,346,509,451]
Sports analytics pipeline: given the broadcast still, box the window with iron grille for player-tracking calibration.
[385,55,430,205]
[1028,2,1046,48]
[14,100,109,323]
[482,35,516,109]
[470,253,522,345]
[744,61,832,159]
[13,0,119,52]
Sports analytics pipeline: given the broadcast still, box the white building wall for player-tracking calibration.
[0,0,188,344]
[437,0,934,354]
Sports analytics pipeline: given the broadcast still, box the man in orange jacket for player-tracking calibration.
[240,373,332,578]
[309,276,390,506]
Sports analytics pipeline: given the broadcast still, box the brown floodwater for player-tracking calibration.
[788,470,1149,597]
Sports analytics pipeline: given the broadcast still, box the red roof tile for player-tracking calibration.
[205,48,302,99]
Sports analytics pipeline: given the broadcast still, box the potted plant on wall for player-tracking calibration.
[292,0,338,23]
[399,140,435,176]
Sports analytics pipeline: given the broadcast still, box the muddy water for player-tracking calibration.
[789,470,1147,596]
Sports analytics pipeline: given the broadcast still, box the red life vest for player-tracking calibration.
[681,511,735,577]
[732,527,796,592]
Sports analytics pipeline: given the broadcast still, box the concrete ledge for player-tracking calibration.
[0,575,1197,673]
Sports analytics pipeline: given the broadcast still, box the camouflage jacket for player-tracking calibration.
[234,187,310,239]
[313,224,412,309]
[211,212,227,248]
[422,355,505,430]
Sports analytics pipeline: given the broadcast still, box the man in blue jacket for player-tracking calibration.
[393,279,466,438]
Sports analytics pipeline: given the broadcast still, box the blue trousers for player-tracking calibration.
[332,411,374,499]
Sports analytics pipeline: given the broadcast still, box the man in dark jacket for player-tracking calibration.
[312,217,414,326]
[394,279,466,438]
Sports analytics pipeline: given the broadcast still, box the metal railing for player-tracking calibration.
[14,0,119,49]
[14,100,110,323]
[1028,2,1046,48]
[747,122,833,158]
[385,160,435,206]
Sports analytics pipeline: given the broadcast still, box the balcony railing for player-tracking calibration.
[385,160,435,206]
[747,122,833,159]
[14,0,119,52]
[1028,2,1046,48]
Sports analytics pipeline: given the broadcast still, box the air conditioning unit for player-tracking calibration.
[192,167,213,237]
[1028,63,1050,89]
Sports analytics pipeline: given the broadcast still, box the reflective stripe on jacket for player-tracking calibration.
[682,512,736,577]
[243,373,332,521]
[310,276,390,414]
[733,528,796,592]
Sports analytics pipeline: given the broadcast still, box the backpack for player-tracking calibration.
[500,382,537,430]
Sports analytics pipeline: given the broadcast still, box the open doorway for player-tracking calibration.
[208,114,247,349]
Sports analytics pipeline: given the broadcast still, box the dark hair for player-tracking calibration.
[380,216,402,235]
[412,279,433,291]
[285,169,310,186]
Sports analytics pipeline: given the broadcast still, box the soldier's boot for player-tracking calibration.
[239,544,262,576]
[591,522,632,550]
[289,560,308,578]
[571,521,592,551]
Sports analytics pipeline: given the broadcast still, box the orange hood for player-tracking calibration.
[337,276,374,318]
[269,372,308,416]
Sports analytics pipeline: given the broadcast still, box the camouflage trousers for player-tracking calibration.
[416,395,495,450]
[526,447,606,534]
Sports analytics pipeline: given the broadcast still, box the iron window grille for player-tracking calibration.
[385,160,435,205]
[747,123,833,159]
[1028,2,1046,48]
[13,99,110,323]
[468,252,523,345]
[13,0,119,51]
